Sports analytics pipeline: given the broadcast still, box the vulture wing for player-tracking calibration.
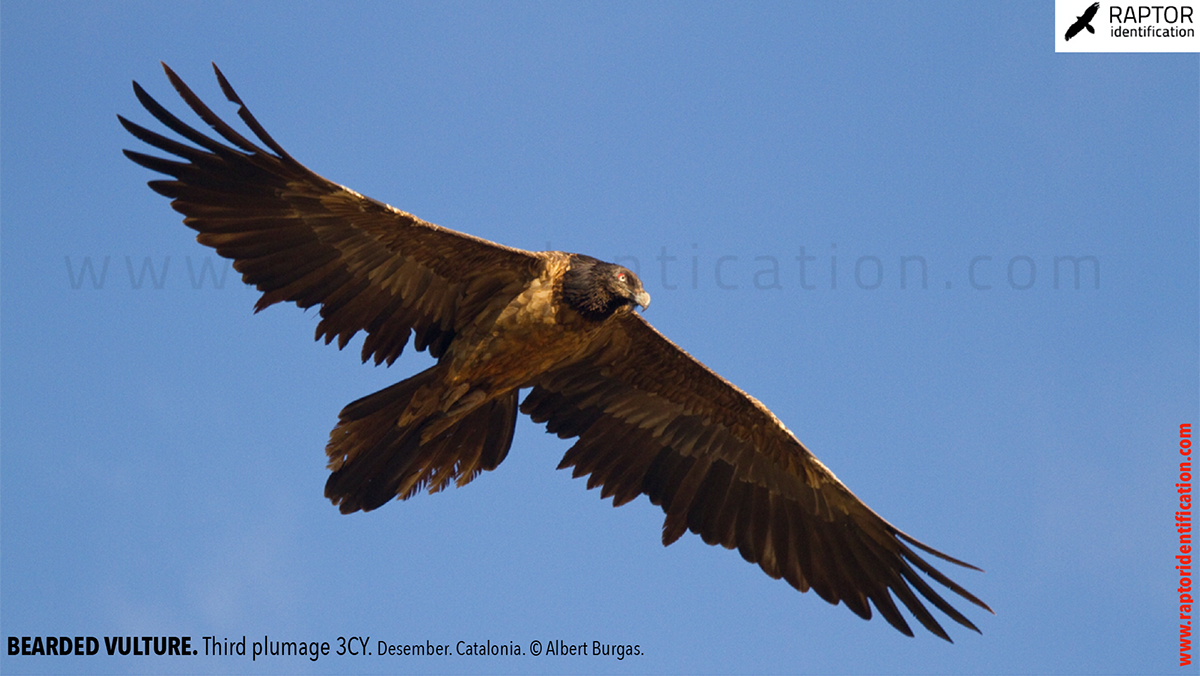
[120,63,543,365]
[523,311,992,641]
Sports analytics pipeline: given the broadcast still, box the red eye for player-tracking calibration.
[618,272,626,282]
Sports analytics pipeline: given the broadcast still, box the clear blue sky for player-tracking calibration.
[2,2,1197,674]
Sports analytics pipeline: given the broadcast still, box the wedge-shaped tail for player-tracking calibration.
[324,366,518,514]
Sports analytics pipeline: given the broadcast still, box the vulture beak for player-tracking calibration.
[634,290,651,311]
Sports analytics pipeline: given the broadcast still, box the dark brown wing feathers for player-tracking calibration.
[523,312,991,640]
[123,63,988,641]
[120,62,541,364]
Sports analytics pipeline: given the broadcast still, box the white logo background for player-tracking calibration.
[1055,1,1200,51]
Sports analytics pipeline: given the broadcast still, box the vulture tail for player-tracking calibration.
[323,366,518,514]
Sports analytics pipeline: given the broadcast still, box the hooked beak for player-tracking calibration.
[634,290,651,311]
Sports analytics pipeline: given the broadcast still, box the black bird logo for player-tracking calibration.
[1065,2,1100,40]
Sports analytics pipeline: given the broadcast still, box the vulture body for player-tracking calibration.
[121,63,990,641]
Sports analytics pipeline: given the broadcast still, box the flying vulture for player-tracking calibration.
[120,63,991,641]
[1065,2,1100,40]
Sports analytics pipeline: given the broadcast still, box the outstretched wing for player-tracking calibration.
[521,312,991,641]
[120,63,543,364]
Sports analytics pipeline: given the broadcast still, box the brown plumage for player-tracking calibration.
[121,63,992,641]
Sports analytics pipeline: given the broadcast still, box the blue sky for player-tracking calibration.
[2,2,1197,674]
